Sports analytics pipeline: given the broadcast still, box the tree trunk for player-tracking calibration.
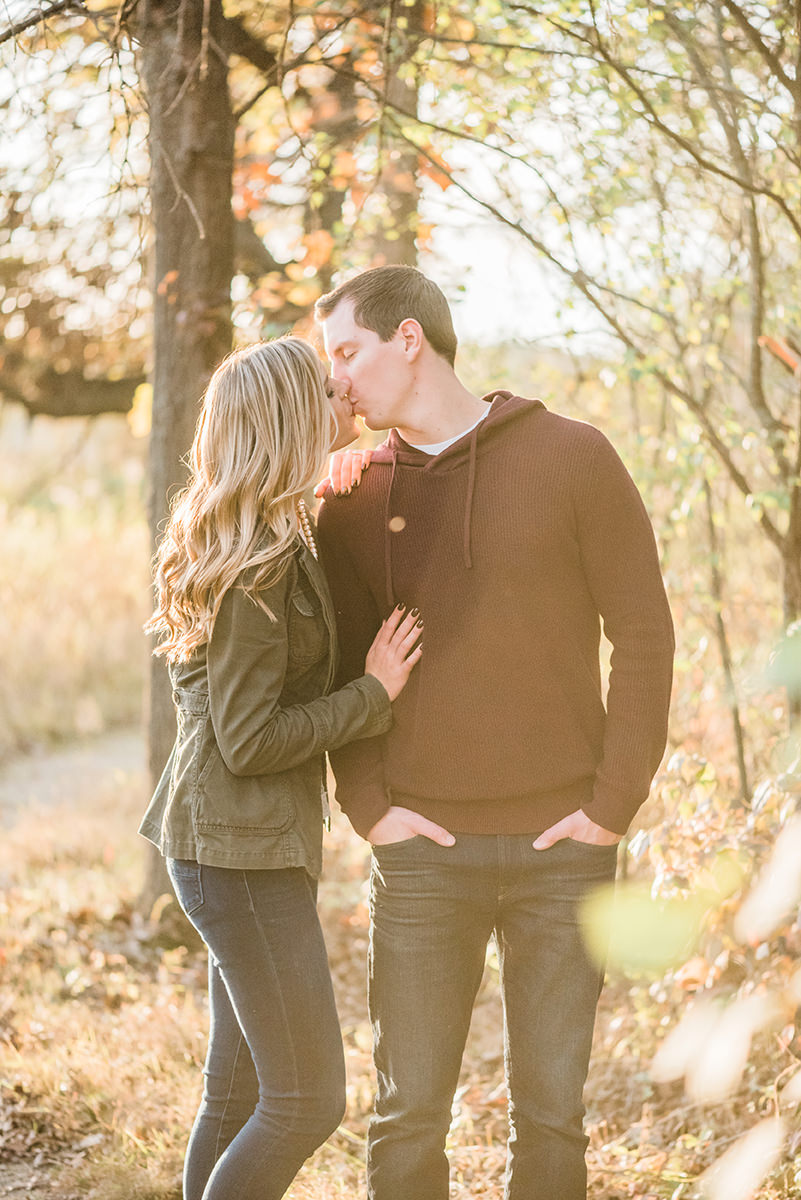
[374,0,423,267]
[136,0,235,912]
[784,547,801,629]
[703,477,749,804]
[780,531,801,730]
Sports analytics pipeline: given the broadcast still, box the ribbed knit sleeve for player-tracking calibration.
[317,495,393,836]
[574,431,675,833]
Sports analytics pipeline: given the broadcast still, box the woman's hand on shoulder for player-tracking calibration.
[314,448,373,498]
[365,604,423,701]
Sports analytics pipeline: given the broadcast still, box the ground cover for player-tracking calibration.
[1,731,800,1199]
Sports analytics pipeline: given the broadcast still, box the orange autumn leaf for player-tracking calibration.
[247,161,279,184]
[301,229,335,269]
[233,186,259,219]
[674,955,710,990]
[353,51,382,80]
[387,169,416,193]
[156,269,179,295]
[313,94,341,123]
[332,150,359,180]
[252,282,287,312]
[356,97,376,123]
[287,280,322,307]
[349,183,367,208]
[418,149,452,191]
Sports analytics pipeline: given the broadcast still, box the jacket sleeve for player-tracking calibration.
[575,432,675,834]
[317,496,393,837]
[206,560,392,778]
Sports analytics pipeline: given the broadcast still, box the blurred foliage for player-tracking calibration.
[0,405,149,762]
[2,3,801,1196]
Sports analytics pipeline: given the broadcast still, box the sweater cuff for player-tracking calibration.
[341,792,393,840]
[583,779,644,837]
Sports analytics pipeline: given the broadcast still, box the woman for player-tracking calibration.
[139,338,422,1200]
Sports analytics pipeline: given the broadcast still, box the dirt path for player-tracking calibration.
[0,728,146,1200]
[0,728,145,827]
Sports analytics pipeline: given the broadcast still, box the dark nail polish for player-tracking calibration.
[410,607,420,617]
[415,618,423,627]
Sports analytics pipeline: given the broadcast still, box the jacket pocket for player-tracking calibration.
[170,703,213,808]
[193,747,296,835]
[287,583,328,668]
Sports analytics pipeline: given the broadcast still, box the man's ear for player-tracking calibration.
[397,318,424,360]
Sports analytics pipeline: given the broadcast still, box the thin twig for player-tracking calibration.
[157,136,205,238]
[0,0,83,46]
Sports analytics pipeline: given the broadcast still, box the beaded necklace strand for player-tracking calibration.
[296,497,318,559]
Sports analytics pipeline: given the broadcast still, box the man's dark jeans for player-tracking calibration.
[367,833,617,1200]
[167,860,345,1200]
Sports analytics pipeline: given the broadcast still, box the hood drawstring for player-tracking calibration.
[383,423,482,605]
[383,448,399,608]
[463,426,478,569]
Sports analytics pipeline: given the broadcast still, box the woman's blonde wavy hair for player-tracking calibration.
[146,337,333,663]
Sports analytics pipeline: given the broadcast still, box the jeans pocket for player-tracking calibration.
[167,857,205,916]
[371,834,424,855]
[545,838,619,883]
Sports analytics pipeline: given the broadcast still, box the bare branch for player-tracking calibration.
[1,368,145,417]
[0,0,84,46]
[720,0,797,96]
[392,125,784,549]
[155,134,206,238]
[233,215,287,279]
[662,7,791,463]
[220,12,277,75]
[541,8,801,243]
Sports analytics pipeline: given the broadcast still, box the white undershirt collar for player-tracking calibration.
[404,408,489,456]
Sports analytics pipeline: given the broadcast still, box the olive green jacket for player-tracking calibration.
[138,544,392,876]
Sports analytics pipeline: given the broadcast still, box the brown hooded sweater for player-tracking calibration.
[316,392,674,839]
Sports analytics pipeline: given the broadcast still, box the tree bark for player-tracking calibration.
[135,0,235,912]
[375,0,423,267]
[703,477,749,803]
[782,542,801,629]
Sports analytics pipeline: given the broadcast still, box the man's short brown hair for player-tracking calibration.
[315,265,457,366]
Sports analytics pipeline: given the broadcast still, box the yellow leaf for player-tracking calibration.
[127,383,152,440]
[287,281,322,307]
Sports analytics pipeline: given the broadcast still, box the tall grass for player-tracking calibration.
[0,407,150,762]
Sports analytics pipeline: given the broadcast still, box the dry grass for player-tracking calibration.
[2,757,800,1200]
[0,407,150,763]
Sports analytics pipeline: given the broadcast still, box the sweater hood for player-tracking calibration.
[368,391,546,606]
[369,391,545,469]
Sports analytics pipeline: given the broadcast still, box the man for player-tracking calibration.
[315,265,674,1200]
